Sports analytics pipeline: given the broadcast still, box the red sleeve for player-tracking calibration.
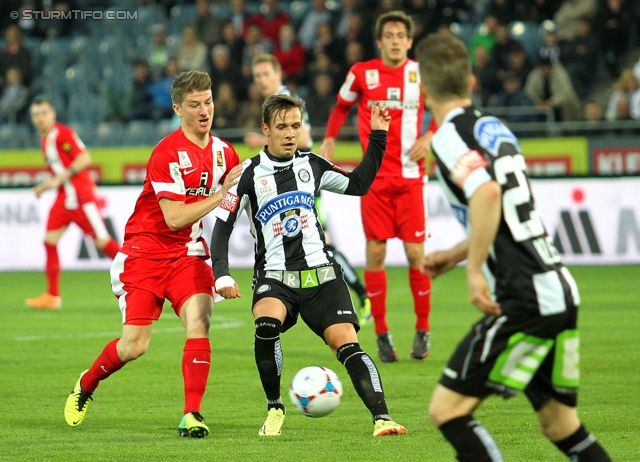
[323,102,351,139]
[427,117,438,133]
[57,126,86,160]
[147,148,184,202]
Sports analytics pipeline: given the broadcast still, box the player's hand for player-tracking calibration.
[319,138,335,161]
[370,101,391,131]
[34,176,61,198]
[467,268,501,316]
[409,130,433,162]
[244,132,267,149]
[422,250,457,278]
[216,277,241,299]
[220,165,242,193]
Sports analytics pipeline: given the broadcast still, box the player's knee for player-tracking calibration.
[117,339,148,362]
[428,400,448,426]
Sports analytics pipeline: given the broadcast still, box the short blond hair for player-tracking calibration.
[170,70,211,105]
[251,53,281,73]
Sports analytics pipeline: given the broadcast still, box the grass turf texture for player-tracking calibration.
[1,266,638,461]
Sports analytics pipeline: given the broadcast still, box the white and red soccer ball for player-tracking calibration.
[289,366,343,418]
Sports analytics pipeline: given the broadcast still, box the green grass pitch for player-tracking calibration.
[0,266,638,461]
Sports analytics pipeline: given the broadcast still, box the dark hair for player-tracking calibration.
[31,95,54,108]
[374,10,415,40]
[262,94,305,127]
[170,70,212,105]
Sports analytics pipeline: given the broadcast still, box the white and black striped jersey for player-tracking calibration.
[276,85,313,150]
[211,131,387,277]
[431,106,580,314]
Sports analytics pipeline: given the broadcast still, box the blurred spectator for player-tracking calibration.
[191,0,222,48]
[236,82,263,129]
[344,41,365,74]
[0,67,29,124]
[538,29,561,64]
[0,25,33,87]
[307,51,342,90]
[404,0,440,35]
[554,0,596,40]
[212,82,239,129]
[297,0,333,49]
[16,0,41,37]
[124,60,155,122]
[228,0,250,37]
[605,70,639,120]
[437,0,474,26]
[245,0,290,46]
[148,59,179,121]
[486,0,521,25]
[524,53,581,121]
[176,26,209,73]
[0,0,22,33]
[492,23,523,78]
[310,22,346,76]
[468,14,499,66]
[146,24,172,79]
[240,23,273,80]
[343,12,375,60]
[273,24,306,85]
[505,47,534,86]
[334,0,368,41]
[473,45,501,105]
[559,18,599,97]
[491,71,537,124]
[220,21,246,65]
[35,1,73,38]
[522,0,562,23]
[582,100,605,136]
[595,0,633,78]
[305,73,336,128]
[209,44,245,101]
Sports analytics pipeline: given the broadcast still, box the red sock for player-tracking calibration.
[182,338,211,415]
[410,267,431,332]
[45,242,60,296]
[81,338,126,392]
[101,238,120,259]
[364,269,387,335]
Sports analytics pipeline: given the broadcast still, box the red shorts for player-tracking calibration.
[110,252,214,325]
[47,195,110,240]
[361,176,427,242]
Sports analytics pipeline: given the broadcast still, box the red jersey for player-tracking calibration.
[121,129,240,259]
[325,57,425,180]
[40,122,95,209]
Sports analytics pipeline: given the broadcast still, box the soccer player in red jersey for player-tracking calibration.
[27,97,120,310]
[63,71,242,437]
[319,11,433,362]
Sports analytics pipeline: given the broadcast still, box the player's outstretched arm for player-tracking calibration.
[422,240,468,278]
[34,151,92,198]
[319,137,335,161]
[244,132,267,149]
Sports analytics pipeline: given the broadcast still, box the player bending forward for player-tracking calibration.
[211,94,406,437]
[63,71,242,437]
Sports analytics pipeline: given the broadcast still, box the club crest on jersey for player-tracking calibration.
[216,150,224,166]
[258,177,273,195]
[408,71,417,83]
[273,213,308,237]
[256,191,314,225]
[474,117,520,156]
[365,69,380,89]
[297,169,311,183]
[178,151,192,168]
[62,141,72,153]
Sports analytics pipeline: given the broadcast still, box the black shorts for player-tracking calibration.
[439,304,580,410]
[252,273,359,340]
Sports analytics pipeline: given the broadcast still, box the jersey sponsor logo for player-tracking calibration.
[256,284,271,294]
[216,150,224,166]
[474,117,520,155]
[408,71,417,83]
[183,167,198,175]
[256,191,314,225]
[366,100,420,110]
[185,172,215,197]
[365,69,380,89]
[177,151,192,168]
[220,192,239,212]
[450,150,488,188]
[297,169,311,183]
[387,87,401,100]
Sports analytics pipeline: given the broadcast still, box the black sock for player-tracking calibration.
[553,424,611,461]
[439,415,504,462]
[331,246,367,303]
[254,317,284,410]
[336,343,389,421]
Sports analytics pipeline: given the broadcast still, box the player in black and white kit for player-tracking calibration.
[211,94,406,438]
[416,32,610,461]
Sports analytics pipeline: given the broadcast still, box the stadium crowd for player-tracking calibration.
[1,0,640,146]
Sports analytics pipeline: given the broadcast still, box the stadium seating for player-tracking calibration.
[509,21,541,62]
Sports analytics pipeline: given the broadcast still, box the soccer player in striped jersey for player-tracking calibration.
[320,11,433,362]
[211,94,406,437]
[63,71,242,438]
[417,31,610,461]
[27,97,120,310]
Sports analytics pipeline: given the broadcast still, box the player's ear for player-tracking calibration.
[173,103,182,117]
[469,74,477,91]
[261,122,270,137]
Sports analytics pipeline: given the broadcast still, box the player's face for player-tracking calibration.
[30,102,56,134]
[175,90,214,137]
[262,108,302,159]
[377,21,413,67]
[252,62,282,98]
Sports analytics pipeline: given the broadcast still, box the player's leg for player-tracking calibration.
[77,201,120,259]
[168,257,215,438]
[429,384,503,461]
[535,399,611,461]
[325,323,406,436]
[253,295,288,436]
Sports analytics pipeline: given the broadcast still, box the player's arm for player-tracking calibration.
[422,240,468,278]
[466,180,502,316]
[159,164,242,231]
[408,118,438,162]
[34,151,92,198]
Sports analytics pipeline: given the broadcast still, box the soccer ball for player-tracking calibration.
[289,366,343,418]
